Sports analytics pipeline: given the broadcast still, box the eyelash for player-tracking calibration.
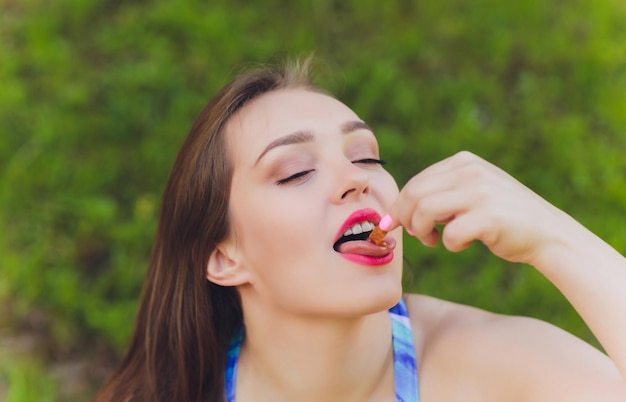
[276,158,386,186]
[276,170,314,186]
[354,158,386,166]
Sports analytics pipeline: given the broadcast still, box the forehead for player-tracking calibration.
[225,89,361,162]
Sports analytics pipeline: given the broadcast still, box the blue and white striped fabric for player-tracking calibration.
[225,328,243,402]
[389,298,420,401]
[225,298,419,401]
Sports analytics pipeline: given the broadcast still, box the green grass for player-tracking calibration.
[0,358,58,402]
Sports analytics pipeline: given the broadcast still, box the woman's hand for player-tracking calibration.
[384,150,626,383]
[383,151,573,265]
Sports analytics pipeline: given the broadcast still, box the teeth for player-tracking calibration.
[343,221,375,237]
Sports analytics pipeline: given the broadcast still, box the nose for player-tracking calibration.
[332,160,371,203]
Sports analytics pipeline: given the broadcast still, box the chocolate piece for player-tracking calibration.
[368,226,388,246]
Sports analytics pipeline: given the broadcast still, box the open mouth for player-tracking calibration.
[333,221,375,251]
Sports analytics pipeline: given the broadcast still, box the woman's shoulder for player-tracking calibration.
[402,293,497,369]
[402,293,624,401]
[403,293,494,331]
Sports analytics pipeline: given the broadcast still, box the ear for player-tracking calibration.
[206,242,250,287]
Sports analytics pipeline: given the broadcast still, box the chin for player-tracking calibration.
[375,283,404,310]
[344,279,403,316]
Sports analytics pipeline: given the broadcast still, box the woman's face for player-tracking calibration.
[224,88,403,317]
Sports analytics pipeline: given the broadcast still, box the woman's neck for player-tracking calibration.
[235,302,395,402]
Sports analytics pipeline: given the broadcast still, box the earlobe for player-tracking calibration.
[206,244,250,287]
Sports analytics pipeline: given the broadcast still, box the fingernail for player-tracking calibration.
[405,228,414,236]
[379,215,392,231]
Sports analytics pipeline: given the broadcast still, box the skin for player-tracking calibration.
[207,88,626,401]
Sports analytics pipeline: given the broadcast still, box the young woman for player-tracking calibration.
[94,58,626,401]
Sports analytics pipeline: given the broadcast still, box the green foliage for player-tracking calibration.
[2,0,626,398]
[0,358,58,402]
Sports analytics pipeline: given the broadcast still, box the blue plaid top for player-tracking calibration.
[225,298,419,401]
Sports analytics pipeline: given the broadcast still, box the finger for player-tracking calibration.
[378,211,433,245]
[387,170,459,230]
[401,188,477,244]
[440,212,493,253]
[384,152,497,235]
[380,204,439,246]
[420,227,440,247]
[416,150,486,179]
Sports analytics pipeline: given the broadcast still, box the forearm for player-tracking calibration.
[532,210,626,380]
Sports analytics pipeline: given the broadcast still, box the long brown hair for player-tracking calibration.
[94,57,318,402]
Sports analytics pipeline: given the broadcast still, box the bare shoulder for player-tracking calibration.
[403,294,626,402]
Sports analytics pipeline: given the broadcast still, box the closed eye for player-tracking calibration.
[276,170,314,186]
[276,159,384,186]
[353,158,386,166]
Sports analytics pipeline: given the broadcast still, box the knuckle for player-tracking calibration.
[473,181,494,201]
[402,182,424,202]
[459,162,487,181]
[453,150,478,163]
[409,215,428,236]
[414,195,435,215]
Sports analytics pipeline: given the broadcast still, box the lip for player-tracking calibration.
[339,251,395,266]
[334,208,381,244]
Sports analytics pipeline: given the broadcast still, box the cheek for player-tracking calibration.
[231,197,326,303]
[229,187,318,269]
[376,171,400,208]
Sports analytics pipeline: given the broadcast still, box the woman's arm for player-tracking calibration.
[384,151,626,381]
[530,209,626,379]
[407,294,625,401]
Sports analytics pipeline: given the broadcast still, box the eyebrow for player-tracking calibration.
[254,120,373,165]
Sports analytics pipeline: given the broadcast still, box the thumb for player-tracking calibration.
[379,209,406,233]
[379,213,395,232]
[381,206,438,247]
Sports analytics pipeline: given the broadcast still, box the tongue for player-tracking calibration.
[337,237,396,256]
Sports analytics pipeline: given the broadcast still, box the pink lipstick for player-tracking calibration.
[334,208,395,266]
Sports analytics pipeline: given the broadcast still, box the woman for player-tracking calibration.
[94,58,626,401]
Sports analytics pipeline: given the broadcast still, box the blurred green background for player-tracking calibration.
[1,0,626,400]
